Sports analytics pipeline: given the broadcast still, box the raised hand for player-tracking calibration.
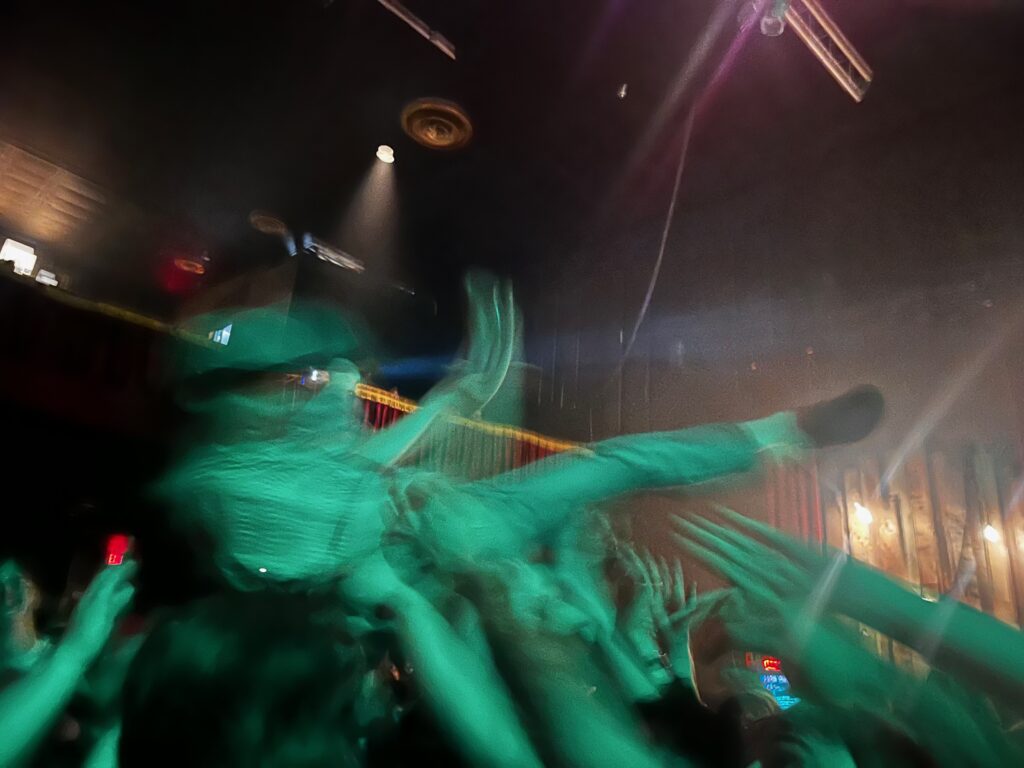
[451,271,517,415]
[644,552,673,640]
[63,562,137,666]
[687,506,1024,707]
[0,562,136,767]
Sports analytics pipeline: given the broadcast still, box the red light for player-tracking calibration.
[744,652,754,668]
[762,656,782,673]
[106,534,131,566]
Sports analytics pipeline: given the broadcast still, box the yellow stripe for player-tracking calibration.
[355,382,581,453]
[17,279,579,451]
[28,283,212,345]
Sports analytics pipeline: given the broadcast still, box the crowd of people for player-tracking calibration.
[3,274,1023,767]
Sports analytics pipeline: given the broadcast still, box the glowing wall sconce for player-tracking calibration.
[853,501,873,526]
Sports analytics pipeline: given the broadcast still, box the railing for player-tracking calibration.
[355,382,580,479]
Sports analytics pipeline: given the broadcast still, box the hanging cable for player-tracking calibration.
[620,106,695,365]
[597,1,766,397]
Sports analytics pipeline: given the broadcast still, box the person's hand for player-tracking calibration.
[648,555,731,681]
[62,562,137,667]
[672,511,818,657]
[446,271,518,415]
[671,508,825,608]
[644,553,675,640]
[617,545,664,665]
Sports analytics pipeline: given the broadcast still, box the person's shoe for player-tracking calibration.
[796,385,885,448]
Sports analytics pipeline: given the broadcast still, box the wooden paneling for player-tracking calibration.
[819,445,1022,629]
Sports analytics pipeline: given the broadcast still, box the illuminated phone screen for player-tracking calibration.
[105,534,132,566]
[745,652,801,710]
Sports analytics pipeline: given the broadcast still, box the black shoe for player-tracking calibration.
[796,385,884,448]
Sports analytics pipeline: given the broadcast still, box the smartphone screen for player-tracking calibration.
[745,652,801,710]
[105,534,133,566]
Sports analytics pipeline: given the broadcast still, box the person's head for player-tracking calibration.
[1,560,42,660]
[687,609,781,724]
[174,304,367,422]
[120,591,364,767]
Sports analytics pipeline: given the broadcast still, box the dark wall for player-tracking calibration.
[0,274,205,605]
[518,7,1024,452]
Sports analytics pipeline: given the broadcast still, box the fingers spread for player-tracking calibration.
[710,504,820,569]
[686,515,805,590]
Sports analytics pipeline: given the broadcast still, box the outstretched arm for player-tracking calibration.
[0,563,135,768]
[354,273,517,467]
[341,553,541,768]
[695,506,1024,704]
[674,515,1022,765]
[464,568,679,768]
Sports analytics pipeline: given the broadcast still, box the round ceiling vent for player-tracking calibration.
[401,98,473,151]
[248,210,288,236]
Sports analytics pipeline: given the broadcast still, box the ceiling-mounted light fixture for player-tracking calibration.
[760,0,788,36]
[1,238,37,276]
[376,144,396,164]
[173,257,206,275]
[302,234,365,273]
[248,210,289,236]
[35,269,58,287]
[401,98,473,150]
[248,210,297,256]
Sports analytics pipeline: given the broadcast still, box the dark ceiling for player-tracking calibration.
[0,0,1021,321]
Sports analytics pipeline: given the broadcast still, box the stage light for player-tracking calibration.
[302,234,365,272]
[983,524,1001,544]
[761,0,789,36]
[853,502,873,526]
[376,144,395,164]
[258,567,268,574]
[1,238,37,276]
[760,15,785,36]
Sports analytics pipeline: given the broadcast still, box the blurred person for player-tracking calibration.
[154,272,884,765]
[157,272,884,602]
[673,509,1023,767]
[0,561,135,768]
[119,591,367,768]
[679,506,1024,714]
[0,561,51,678]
